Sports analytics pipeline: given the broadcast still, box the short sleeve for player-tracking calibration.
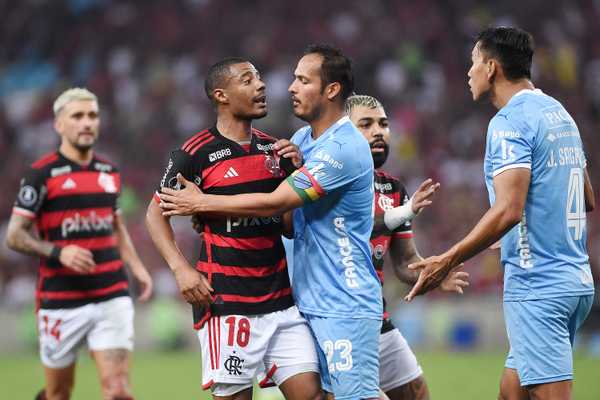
[154,149,196,203]
[286,143,359,203]
[13,168,47,219]
[487,116,533,177]
[393,182,414,237]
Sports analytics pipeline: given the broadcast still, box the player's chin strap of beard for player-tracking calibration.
[372,144,389,170]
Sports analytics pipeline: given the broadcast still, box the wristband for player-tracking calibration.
[383,198,417,230]
[49,246,62,262]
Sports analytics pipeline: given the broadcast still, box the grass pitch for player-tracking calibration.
[2,351,599,399]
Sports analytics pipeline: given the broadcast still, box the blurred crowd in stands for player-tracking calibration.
[1,0,598,307]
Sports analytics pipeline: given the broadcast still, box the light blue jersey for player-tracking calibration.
[286,116,382,319]
[484,89,595,301]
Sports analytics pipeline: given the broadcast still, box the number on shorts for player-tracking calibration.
[225,316,250,347]
[323,339,353,373]
[43,316,62,341]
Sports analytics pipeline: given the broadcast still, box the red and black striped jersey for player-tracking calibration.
[12,151,129,310]
[155,127,294,328]
[370,169,413,333]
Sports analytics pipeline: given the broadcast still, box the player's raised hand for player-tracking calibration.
[160,173,203,217]
[404,254,453,301]
[439,264,469,294]
[59,244,96,273]
[173,264,213,307]
[274,139,303,169]
[410,178,441,214]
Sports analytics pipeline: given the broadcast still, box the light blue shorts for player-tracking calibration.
[504,295,593,386]
[303,314,381,400]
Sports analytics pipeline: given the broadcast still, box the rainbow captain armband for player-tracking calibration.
[287,167,325,202]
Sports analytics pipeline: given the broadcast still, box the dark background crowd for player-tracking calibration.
[0,0,598,308]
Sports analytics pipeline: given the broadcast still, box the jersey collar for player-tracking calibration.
[310,115,350,142]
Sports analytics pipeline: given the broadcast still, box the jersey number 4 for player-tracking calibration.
[566,167,586,241]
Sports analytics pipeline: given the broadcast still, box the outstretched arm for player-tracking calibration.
[373,178,440,234]
[159,173,305,218]
[405,168,530,301]
[389,236,469,294]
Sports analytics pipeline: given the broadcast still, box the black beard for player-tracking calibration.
[372,144,389,169]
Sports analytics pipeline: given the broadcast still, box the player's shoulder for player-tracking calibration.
[92,154,119,173]
[374,169,400,182]
[26,151,62,180]
[291,125,311,145]
[179,128,216,156]
[30,151,60,170]
[374,169,405,192]
[251,127,277,144]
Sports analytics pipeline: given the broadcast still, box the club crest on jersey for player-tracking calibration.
[98,172,117,193]
[264,154,282,176]
[372,244,385,260]
[377,194,394,211]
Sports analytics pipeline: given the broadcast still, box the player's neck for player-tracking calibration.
[216,115,253,143]
[59,142,93,166]
[310,107,345,139]
[491,79,535,109]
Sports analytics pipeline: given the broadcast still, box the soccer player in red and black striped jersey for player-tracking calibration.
[5,88,152,400]
[145,58,321,400]
[346,95,469,400]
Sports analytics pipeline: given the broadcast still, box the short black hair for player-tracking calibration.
[304,44,354,103]
[204,57,250,103]
[475,26,534,81]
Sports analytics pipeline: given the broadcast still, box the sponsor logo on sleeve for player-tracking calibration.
[160,158,173,188]
[18,185,38,207]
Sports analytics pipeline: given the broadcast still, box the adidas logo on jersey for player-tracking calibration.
[62,178,77,190]
[224,167,239,178]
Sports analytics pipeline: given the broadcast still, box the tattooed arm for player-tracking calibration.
[5,214,54,258]
[5,213,95,273]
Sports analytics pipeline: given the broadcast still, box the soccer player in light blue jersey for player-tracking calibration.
[159,44,384,400]
[405,27,595,400]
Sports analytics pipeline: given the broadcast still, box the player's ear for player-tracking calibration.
[325,82,342,101]
[486,59,497,83]
[213,88,229,105]
[54,117,63,136]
